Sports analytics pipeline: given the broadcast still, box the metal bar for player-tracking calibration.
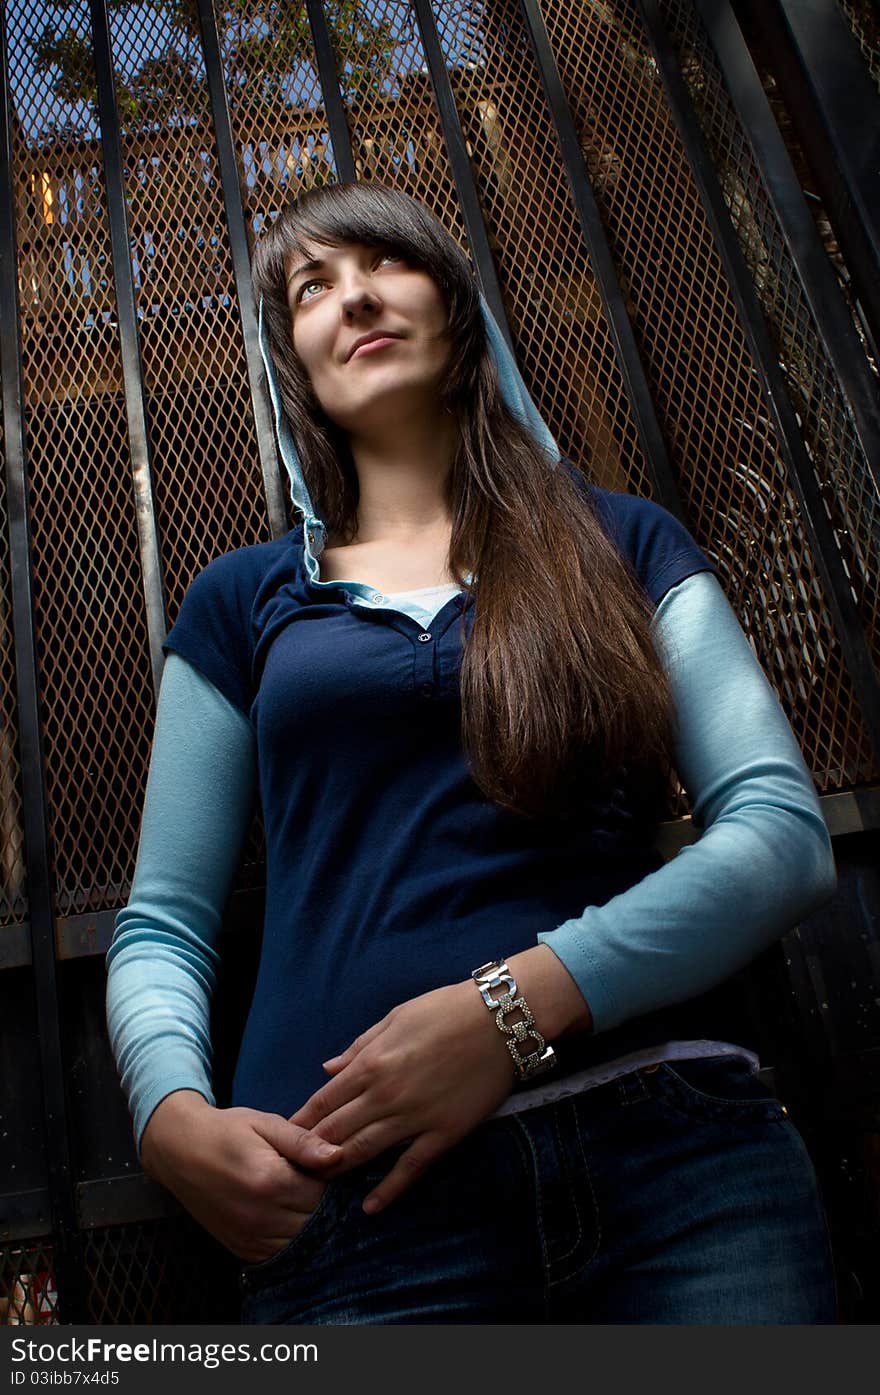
[1,886,267,968]
[516,0,686,519]
[305,0,358,183]
[657,786,880,856]
[754,0,880,357]
[0,923,31,970]
[77,1174,181,1230]
[637,0,880,760]
[196,0,288,539]
[0,3,86,1323]
[0,1189,52,1244]
[819,786,880,838]
[410,0,516,351]
[57,907,131,961]
[88,0,167,698]
[0,763,875,967]
[0,1173,194,1238]
[697,0,880,499]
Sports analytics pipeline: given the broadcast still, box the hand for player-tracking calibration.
[288,980,516,1215]
[140,1090,342,1263]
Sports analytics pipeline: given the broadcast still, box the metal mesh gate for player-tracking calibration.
[1,0,879,1323]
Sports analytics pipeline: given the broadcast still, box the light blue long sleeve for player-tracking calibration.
[538,571,837,1025]
[106,653,258,1152]
[106,571,836,1152]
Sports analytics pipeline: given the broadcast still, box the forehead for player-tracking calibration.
[285,238,384,279]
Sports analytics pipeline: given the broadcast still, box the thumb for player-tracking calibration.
[253,1113,342,1169]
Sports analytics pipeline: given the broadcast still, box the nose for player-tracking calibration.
[339,267,381,318]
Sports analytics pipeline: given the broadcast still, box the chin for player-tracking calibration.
[330,382,446,430]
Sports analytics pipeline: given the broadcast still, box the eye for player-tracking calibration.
[296,277,324,303]
[294,249,406,304]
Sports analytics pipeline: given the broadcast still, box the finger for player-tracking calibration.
[316,1119,407,1175]
[361,1133,447,1214]
[259,1176,328,1234]
[321,1046,356,1074]
[288,1062,370,1131]
[279,1174,326,1214]
[245,1201,320,1264]
[307,1092,399,1149]
[253,1113,341,1169]
[322,1018,388,1074]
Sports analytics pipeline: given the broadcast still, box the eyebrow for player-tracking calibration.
[285,242,399,292]
[286,257,325,289]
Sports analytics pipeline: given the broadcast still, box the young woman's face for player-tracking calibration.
[285,239,451,433]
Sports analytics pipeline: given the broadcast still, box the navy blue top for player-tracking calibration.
[162,486,715,1114]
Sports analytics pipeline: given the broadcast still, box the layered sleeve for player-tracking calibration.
[106,649,258,1154]
[159,547,263,719]
[538,567,837,1029]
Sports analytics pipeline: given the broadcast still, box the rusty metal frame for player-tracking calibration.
[87,0,167,696]
[411,0,516,348]
[305,0,358,183]
[753,0,880,359]
[517,0,687,520]
[637,0,880,761]
[196,0,289,540]
[697,0,880,500]
[1,0,85,1323]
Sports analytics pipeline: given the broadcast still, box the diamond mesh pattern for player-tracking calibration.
[541,0,875,790]
[8,0,156,915]
[0,416,28,926]
[660,0,879,788]
[82,1217,239,1323]
[735,7,878,372]
[105,0,269,886]
[1,1242,57,1324]
[839,0,880,96]
[431,1,648,490]
[216,0,335,538]
[321,3,471,259]
[218,0,336,229]
[107,0,270,620]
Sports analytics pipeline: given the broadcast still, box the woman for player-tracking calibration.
[107,181,837,1324]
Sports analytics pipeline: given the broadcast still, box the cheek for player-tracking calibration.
[407,274,448,330]
[427,289,449,332]
[291,317,310,359]
[292,327,330,388]
[428,302,452,358]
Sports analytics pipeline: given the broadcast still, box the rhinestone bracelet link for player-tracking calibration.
[471,959,558,1083]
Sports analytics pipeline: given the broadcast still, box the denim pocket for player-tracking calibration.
[649,1055,788,1124]
[239,1180,339,1290]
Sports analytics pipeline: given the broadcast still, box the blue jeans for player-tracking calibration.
[239,1056,837,1324]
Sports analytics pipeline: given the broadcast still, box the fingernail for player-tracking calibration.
[362,1196,381,1214]
[315,1140,341,1158]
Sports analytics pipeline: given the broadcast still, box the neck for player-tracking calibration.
[345,406,459,543]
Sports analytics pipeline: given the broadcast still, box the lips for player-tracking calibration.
[346,331,403,361]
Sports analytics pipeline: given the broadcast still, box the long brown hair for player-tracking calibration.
[253,181,674,819]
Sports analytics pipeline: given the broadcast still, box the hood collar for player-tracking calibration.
[257,292,560,578]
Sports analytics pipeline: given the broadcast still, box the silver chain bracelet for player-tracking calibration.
[471,959,558,1083]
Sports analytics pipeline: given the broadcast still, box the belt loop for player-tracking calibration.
[616,1070,651,1106]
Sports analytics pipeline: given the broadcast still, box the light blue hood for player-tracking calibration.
[257,293,560,586]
